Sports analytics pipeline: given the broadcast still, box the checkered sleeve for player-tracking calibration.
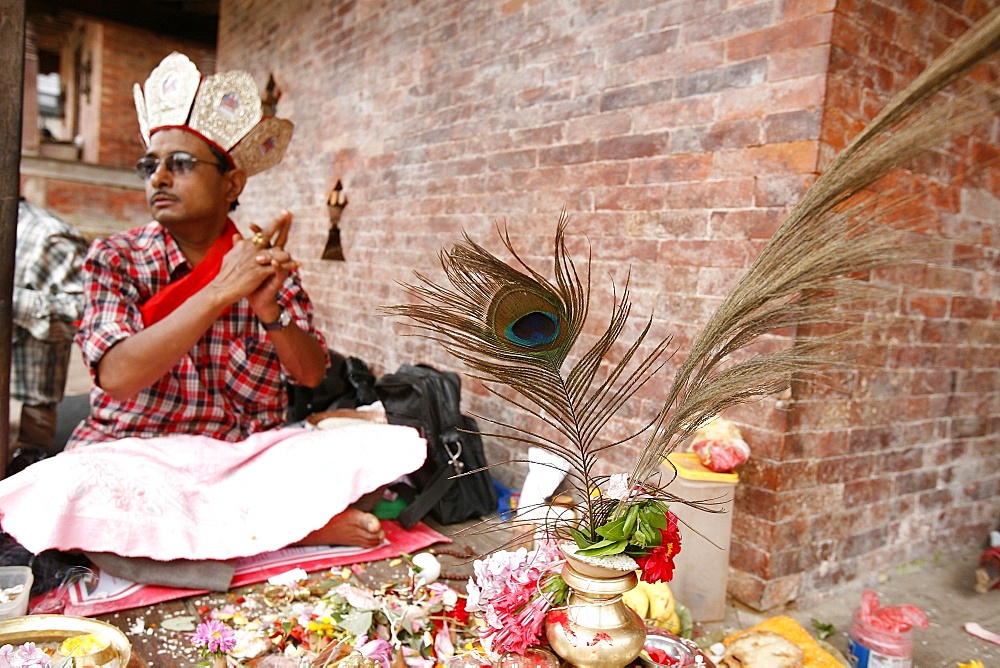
[75,240,146,378]
[12,206,88,342]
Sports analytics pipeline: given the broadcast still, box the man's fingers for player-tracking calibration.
[246,212,292,250]
[272,211,292,249]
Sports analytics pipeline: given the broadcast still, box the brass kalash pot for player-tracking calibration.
[545,547,646,667]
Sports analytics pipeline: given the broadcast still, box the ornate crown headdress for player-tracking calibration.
[133,52,293,176]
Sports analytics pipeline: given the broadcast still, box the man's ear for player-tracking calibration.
[224,169,247,205]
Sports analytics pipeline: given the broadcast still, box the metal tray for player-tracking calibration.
[0,614,131,666]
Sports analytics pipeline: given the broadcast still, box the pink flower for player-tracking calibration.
[192,619,237,656]
[482,586,553,654]
[0,642,50,668]
[356,635,394,668]
[466,545,564,656]
[434,621,456,660]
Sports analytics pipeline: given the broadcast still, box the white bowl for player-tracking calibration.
[0,566,33,620]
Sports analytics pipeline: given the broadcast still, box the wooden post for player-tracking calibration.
[0,0,27,478]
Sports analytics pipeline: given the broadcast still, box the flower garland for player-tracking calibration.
[465,543,568,659]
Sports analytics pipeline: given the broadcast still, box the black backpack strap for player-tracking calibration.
[396,427,465,528]
[397,464,455,528]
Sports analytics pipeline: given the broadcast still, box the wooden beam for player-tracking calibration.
[0,0,27,478]
[26,0,218,46]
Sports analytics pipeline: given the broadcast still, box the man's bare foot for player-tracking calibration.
[297,508,384,548]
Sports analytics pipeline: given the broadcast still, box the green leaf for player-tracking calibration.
[340,609,374,636]
[570,526,594,548]
[634,521,660,548]
[596,517,629,541]
[542,574,569,606]
[640,502,668,530]
[623,544,648,558]
[812,618,836,641]
[576,539,627,557]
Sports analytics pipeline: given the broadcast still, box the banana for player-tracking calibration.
[624,575,678,633]
[622,583,650,619]
[642,580,676,623]
[649,610,681,634]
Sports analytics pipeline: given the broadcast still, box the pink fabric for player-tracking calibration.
[0,424,426,561]
[52,521,449,617]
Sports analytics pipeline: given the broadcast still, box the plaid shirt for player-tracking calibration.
[69,221,327,446]
[12,201,88,406]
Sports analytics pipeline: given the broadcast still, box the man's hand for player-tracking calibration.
[207,211,298,314]
[241,211,326,386]
[248,210,292,250]
[245,211,300,319]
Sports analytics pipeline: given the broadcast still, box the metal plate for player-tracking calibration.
[0,614,131,666]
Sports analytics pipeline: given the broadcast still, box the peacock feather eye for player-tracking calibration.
[490,287,567,352]
[507,310,560,347]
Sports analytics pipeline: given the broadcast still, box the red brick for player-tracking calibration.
[709,208,786,239]
[662,178,756,208]
[951,296,993,319]
[901,292,949,317]
[630,153,712,185]
[608,29,679,64]
[676,59,768,99]
[726,14,835,62]
[682,3,775,45]
[769,45,832,82]
[597,132,671,161]
[783,0,838,20]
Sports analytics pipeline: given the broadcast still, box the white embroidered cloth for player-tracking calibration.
[0,424,425,560]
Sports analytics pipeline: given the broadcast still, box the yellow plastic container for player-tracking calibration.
[661,453,738,622]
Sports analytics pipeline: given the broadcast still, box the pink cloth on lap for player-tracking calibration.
[0,424,426,561]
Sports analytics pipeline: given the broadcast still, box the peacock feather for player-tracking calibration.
[385,7,1000,542]
[387,218,683,531]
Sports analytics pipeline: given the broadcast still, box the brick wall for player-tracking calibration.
[19,170,147,241]
[727,0,1000,609]
[91,20,215,168]
[218,0,999,609]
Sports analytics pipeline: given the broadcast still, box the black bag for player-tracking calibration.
[287,352,377,423]
[374,364,498,528]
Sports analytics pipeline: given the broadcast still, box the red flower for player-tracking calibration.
[636,512,682,584]
[446,596,470,625]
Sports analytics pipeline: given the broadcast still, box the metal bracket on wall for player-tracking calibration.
[322,179,347,261]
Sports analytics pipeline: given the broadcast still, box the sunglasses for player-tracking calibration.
[134,151,227,180]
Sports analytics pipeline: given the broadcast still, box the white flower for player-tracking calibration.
[466,579,483,611]
[440,587,459,607]
[607,472,630,500]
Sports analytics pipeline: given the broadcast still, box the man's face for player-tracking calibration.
[139,129,242,228]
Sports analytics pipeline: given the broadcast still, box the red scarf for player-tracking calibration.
[138,219,239,326]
